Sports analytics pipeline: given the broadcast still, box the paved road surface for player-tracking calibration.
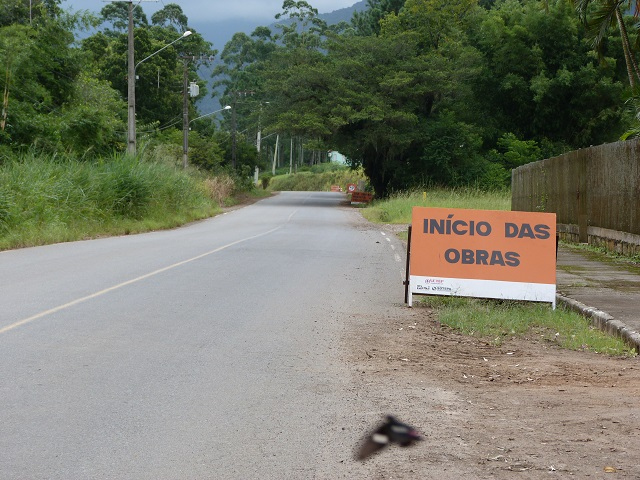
[0,191,408,479]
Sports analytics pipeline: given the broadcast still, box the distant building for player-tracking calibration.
[328,150,348,164]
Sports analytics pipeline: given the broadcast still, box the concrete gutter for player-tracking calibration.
[556,294,640,354]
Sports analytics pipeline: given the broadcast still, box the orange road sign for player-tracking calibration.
[409,207,556,306]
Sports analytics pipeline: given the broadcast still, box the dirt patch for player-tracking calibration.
[344,301,640,478]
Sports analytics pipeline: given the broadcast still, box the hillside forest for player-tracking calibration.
[1,0,640,196]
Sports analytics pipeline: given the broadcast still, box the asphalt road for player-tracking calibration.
[0,191,408,479]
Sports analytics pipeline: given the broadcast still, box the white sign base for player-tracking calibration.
[410,275,556,309]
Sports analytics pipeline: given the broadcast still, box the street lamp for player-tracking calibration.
[135,30,192,73]
[184,105,232,169]
[127,30,192,155]
[188,105,232,124]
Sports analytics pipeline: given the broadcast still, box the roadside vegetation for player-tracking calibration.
[0,152,266,251]
[266,163,367,192]
[366,188,636,357]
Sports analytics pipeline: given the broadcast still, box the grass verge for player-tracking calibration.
[419,296,636,356]
[362,188,511,225]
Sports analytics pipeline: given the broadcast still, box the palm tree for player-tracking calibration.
[575,0,640,88]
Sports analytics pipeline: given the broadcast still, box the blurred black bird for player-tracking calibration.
[356,415,422,460]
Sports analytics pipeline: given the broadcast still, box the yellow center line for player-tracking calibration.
[0,224,286,335]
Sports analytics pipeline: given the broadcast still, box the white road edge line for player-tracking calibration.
[0,225,285,335]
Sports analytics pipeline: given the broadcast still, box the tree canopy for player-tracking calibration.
[1,0,638,190]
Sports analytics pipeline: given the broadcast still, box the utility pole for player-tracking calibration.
[182,61,189,168]
[289,137,293,175]
[256,101,269,157]
[229,90,254,170]
[231,98,237,170]
[106,0,158,155]
[272,134,279,175]
[127,0,136,155]
[179,55,213,168]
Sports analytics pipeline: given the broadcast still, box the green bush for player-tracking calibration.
[268,166,368,192]
[259,172,273,190]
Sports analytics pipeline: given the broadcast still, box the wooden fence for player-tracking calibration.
[511,139,640,255]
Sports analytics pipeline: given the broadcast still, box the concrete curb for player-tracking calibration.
[556,294,640,353]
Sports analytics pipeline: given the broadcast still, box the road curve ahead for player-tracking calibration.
[0,191,408,479]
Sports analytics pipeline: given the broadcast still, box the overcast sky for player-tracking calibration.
[60,0,358,23]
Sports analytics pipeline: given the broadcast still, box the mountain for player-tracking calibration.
[198,1,368,51]
[263,1,368,38]
[195,1,368,113]
[313,0,368,26]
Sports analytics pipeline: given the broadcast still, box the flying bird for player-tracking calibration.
[356,415,422,460]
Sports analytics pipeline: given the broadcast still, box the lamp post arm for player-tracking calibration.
[189,106,231,124]
[135,39,177,72]
[135,31,192,72]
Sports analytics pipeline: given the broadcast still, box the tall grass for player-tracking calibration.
[203,174,236,207]
[363,188,512,224]
[0,153,220,250]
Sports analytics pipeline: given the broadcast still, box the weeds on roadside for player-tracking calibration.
[362,187,511,225]
[419,296,637,356]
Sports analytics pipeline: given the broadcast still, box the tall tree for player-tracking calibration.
[151,3,188,32]
[274,0,328,49]
[325,0,483,195]
[380,0,477,49]
[100,2,148,33]
[575,0,640,88]
[470,0,626,146]
[0,5,124,154]
[320,33,426,195]
[212,29,276,169]
[0,0,61,26]
[351,0,405,36]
